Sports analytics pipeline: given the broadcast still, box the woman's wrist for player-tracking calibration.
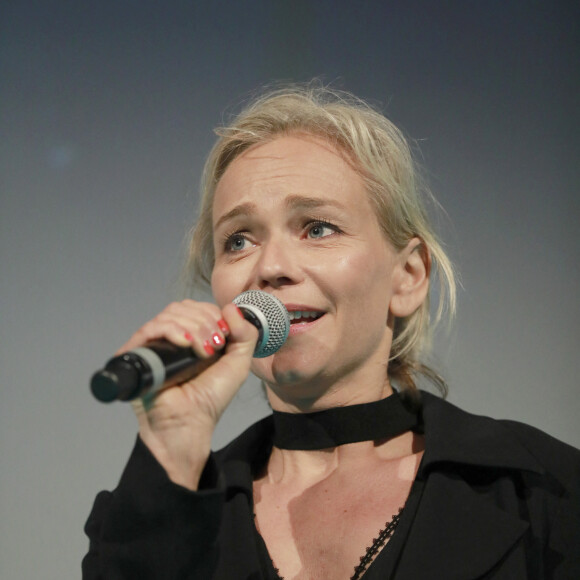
[138,428,213,491]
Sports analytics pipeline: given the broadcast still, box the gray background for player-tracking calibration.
[1,2,578,578]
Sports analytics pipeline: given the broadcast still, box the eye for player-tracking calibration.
[306,220,338,239]
[224,232,250,253]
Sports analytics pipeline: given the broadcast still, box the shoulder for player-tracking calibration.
[418,390,580,488]
[497,417,580,485]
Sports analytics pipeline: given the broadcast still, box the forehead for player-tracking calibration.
[212,134,370,222]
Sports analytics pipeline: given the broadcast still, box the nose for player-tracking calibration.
[255,236,301,290]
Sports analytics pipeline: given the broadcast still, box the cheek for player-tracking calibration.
[211,267,235,307]
[211,255,256,306]
[332,250,392,301]
[334,252,395,338]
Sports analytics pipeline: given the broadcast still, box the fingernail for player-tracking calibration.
[212,333,225,347]
[184,332,194,342]
[217,319,229,334]
[235,306,244,319]
[203,340,215,356]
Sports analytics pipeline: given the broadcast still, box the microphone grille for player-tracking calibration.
[233,290,290,357]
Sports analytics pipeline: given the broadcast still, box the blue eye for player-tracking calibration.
[307,221,336,239]
[226,233,249,252]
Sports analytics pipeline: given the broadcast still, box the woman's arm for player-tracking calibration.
[82,438,224,580]
[83,299,258,578]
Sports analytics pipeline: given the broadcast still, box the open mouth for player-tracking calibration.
[288,311,324,324]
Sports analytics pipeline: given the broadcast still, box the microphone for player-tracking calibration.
[90,290,289,403]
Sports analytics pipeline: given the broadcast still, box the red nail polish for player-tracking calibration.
[184,332,194,342]
[212,333,224,347]
[217,319,229,334]
[203,340,215,356]
[235,306,244,318]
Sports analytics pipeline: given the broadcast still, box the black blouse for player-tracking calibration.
[83,391,580,579]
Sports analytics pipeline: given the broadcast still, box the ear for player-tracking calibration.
[389,238,430,318]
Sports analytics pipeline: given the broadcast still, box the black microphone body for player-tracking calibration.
[90,291,289,403]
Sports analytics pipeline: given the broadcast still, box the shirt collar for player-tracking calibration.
[418,390,544,475]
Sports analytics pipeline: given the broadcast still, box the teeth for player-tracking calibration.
[289,311,321,321]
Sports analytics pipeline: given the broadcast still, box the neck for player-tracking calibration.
[261,388,423,486]
[265,431,423,486]
[265,378,395,414]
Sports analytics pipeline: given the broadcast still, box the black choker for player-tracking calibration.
[272,392,420,450]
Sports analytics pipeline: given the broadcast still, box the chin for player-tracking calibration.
[260,367,342,410]
[257,346,325,382]
[253,361,305,388]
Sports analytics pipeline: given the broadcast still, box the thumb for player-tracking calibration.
[222,302,260,355]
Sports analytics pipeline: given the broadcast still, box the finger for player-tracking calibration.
[161,301,229,355]
[117,301,226,356]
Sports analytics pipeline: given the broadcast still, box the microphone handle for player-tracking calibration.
[90,307,264,403]
[90,341,220,403]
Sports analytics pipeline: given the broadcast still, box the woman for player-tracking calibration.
[83,85,580,579]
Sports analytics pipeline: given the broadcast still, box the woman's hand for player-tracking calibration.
[118,300,258,490]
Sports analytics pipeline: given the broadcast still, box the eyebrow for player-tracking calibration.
[213,202,257,232]
[213,195,346,231]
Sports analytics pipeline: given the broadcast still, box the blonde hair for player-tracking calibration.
[186,83,456,397]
